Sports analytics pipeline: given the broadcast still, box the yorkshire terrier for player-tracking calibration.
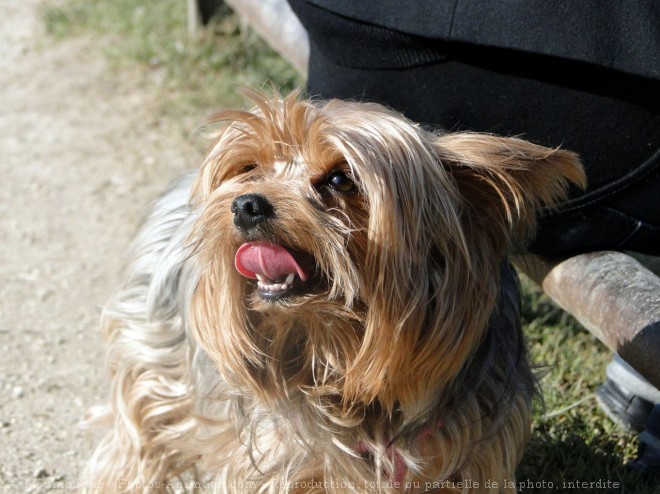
[84,91,585,493]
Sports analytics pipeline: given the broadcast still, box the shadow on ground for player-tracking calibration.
[517,416,657,494]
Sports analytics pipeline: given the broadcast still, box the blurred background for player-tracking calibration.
[0,1,654,492]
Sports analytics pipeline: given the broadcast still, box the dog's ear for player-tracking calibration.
[433,133,586,254]
[344,132,584,412]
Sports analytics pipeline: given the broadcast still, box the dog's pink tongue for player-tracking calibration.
[235,242,308,282]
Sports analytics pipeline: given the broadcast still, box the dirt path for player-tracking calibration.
[0,1,203,490]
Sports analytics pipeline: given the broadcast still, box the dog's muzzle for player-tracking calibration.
[231,194,315,301]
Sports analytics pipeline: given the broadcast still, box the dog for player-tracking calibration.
[84,91,585,493]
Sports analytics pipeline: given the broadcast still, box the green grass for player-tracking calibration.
[41,2,657,491]
[41,0,302,115]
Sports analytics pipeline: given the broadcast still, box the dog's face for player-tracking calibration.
[188,92,584,414]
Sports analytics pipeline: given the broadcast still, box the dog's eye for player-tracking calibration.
[238,164,257,175]
[326,171,356,193]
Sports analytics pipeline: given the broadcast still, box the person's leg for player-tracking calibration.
[294,2,660,256]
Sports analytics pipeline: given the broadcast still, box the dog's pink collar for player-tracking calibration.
[354,423,439,485]
[355,441,408,485]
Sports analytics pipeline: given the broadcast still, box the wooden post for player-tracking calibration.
[222,0,309,75]
[187,0,201,37]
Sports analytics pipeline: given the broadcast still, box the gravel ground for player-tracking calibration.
[0,1,203,490]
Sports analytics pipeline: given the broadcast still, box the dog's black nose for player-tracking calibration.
[231,194,274,231]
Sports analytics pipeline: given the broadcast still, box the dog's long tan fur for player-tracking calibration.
[84,92,584,493]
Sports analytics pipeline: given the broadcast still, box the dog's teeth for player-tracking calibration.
[255,276,295,294]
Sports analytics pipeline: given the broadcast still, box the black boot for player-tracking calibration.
[628,405,660,479]
[596,355,657,432]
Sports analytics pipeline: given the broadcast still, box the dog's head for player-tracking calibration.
[189,91,584,413]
